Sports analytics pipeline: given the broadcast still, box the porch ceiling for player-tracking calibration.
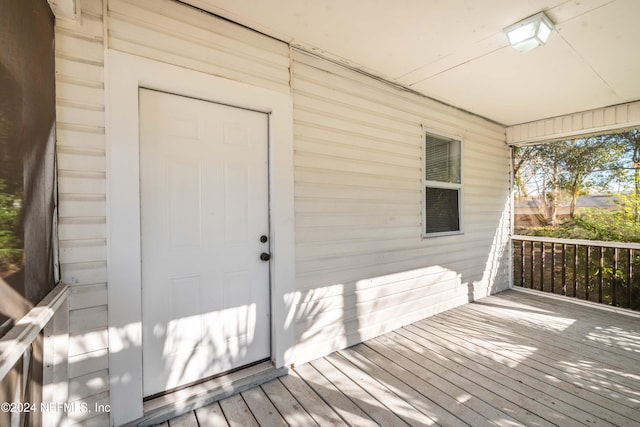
[186,0,640,126]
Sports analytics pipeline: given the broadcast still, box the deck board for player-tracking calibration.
[309,356,410,426]
[400,322,612,426]
[260,379,318,426]
[325,352,435,426]
[165,289,640,427]
[293,362,378,426]
[167,411,198,427]
[431,309,640,419]
[278,371,348,426]
[340,345,465,427]
[193,402,227,427]
[241,386,288,426]
[390,327,557,427]
[217,394,256,427]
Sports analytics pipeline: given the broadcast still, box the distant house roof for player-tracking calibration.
[515,195,620,210]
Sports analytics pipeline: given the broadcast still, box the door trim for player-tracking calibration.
[106,50,295,426]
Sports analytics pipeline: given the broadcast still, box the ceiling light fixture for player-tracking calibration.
[504,11,554,53]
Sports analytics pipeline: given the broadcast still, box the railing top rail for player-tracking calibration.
[512,234,640,250]
[0,282,69,382]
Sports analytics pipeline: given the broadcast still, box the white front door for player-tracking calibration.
[139,89,271,397]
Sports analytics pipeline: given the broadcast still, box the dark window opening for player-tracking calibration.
[425,187,460,233]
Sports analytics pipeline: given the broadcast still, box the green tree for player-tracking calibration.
[560,135,624,217]
[514,136,623,226]
[611,129,640,223]
[0,179,22,274]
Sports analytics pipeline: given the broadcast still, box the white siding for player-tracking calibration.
[507,100,640,145]
[55,0,108,425]
[107,0,290,94]
[290,50,510,364]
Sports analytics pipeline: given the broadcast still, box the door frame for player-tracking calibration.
[106,50,295,425]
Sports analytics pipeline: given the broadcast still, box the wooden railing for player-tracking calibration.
[512,236,640,311]
[0,282,69,427]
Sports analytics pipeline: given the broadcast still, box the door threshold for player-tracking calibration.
[126,361,288,426]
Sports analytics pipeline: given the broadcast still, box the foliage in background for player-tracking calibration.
[0,179,23,275]
[514,129,640,242]
[574,208,640,243]
[514,136,624,226]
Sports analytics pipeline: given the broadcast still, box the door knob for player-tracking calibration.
[260,235,268,243]
[260,252,271,261]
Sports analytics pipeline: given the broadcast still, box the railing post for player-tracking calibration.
[42,292,69,427]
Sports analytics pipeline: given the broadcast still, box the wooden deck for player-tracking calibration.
[160,289,640,426]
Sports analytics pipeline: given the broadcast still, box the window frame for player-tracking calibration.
[422,127,464,238]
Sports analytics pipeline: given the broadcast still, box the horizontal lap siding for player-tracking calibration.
[107,0,290,93]
[507,100,640,144]
[57,0,291,422]
[55,1,109,426]
[291,50,509,364]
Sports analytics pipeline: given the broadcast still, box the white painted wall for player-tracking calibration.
[55,0,511,424]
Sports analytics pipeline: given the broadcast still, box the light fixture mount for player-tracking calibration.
[504,11,554,53]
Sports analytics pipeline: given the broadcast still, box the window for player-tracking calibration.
[423,130,462,236]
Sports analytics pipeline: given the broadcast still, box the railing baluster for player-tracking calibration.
[530,240,535,289]
[598,247,604,303]
[561,243,567,296]
[520,240,525,287]
[628,249,633,309]
[612,248,618,307]
[585,246,591,301]
[573,245,578,298]
[551,243,556,294]
[540,242,545,291]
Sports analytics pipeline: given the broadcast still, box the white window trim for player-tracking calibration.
[422,127,464,238]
